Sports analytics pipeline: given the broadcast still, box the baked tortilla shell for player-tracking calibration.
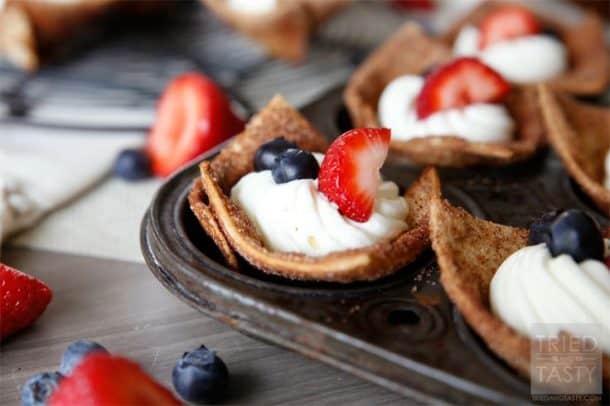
[189,95,438,282]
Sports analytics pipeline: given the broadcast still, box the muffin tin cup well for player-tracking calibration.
[141,86,608,403]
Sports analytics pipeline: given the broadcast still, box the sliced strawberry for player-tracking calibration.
[479,5,540,49]
[415,57,510,119]
[318,128,391,222]
[0,263,52,339]
[147,73,244,177]
[49,354,181,406]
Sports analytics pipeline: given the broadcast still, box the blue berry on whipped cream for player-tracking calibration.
[254,137,298,171]
[272,149,320,184]
[490,209,610,354]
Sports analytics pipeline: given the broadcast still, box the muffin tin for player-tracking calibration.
[141,86,608,403]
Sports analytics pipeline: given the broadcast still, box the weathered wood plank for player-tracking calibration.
[0,247,403,405]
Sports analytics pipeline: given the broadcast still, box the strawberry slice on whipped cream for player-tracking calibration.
[378,57,514,144]
[230,128,409,257]
[318,128,391,222]
[453,5,568,83]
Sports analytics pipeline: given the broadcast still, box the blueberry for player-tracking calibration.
[421,64,439,78]
[541,27,562,41]
[59,339,108,375]
[547,209,604,263]
[21,372,63,406]
[528,209,564,245]
[272,149,319,184]
[113,148,152,181]
[172,345,229,404]
[349,47,369,66]
[254,137,298,171]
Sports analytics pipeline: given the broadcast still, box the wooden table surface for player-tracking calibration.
[0,247,406,405]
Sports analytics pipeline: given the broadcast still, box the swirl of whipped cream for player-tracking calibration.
[378,75,514,143]
[490,243,610,354]
[453,25,568,83]
[227,0,276,14]
[230,153,409,257]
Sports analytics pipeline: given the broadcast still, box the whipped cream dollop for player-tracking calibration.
[378,75,514,143]
[490,243,610,354]
[453,25,568,83]
[227,0,276,14]
[230,153,409,257]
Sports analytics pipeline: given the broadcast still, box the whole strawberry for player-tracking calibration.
[0,263,52,339]
[147,73,245,178]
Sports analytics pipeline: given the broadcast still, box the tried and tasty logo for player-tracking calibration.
[530,323,603,402]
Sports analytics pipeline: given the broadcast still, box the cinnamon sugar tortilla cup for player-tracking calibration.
[538,84,610,215]
[0,0,167,70]
[344,23,545,167]
[200,0,349,62]
[443,0,610,96]
[188,95,439,283]
[429,197,610,383]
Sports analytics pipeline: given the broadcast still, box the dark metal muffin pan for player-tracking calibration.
[141,86,609,403]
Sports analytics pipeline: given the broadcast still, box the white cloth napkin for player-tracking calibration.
[0,124,145,257]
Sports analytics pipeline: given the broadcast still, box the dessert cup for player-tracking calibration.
[200,0,349,62]
[0,0,167,70]
[344,23,545,167]
[443,0,610,96]
[189,95,439,283]
[539,84,610,215]
[430,197,610,383]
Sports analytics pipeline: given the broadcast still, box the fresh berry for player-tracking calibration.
[541,27,562,41]
[147,73,244,178]
[21,372,63,406]
[172,345,229,404]
[528,209,564,245]
[604,257,610,269]
[59,340,109,376]
[318,128,390,222]
[49,354,180,406]
[349,47,369,67]
[0,263,52,339]
[479,5,540,49]
[271,149,320,184]
[420,64,439,78]
[113,149,151,181]
[415,57,510,119]
[254,137,298,171]
[546,209,604,263]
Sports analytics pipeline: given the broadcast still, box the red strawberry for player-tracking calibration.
[415,57,510,119]
[479,5,540,49]
[49,354,181,406]
[147,73,244,177]
[318,128,391,222]
[0,263,52,339]
[604,257,610,269]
